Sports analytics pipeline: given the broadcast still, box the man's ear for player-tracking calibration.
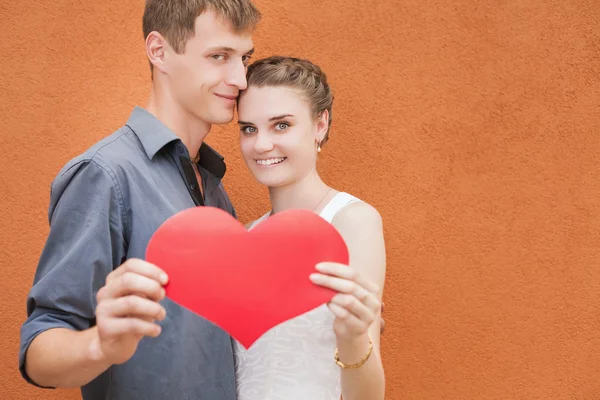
[315,109,330,142]
[146,31,170,75]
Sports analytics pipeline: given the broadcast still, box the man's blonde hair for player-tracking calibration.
[143,0,261,53]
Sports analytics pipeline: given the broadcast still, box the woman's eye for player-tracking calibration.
[275,122,289,131]
[241,126,256,134]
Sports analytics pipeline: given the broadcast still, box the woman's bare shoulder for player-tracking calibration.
[331,199,383,232]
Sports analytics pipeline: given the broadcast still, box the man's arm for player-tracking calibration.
[24,327,110,388]
[25,258,168,388]
[21,159,167,388]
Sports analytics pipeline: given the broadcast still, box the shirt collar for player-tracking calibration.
[125,106,227,179]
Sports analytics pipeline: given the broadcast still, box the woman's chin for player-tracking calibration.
[253,172,292,189]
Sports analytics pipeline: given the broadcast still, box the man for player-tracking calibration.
[19,1,260,399]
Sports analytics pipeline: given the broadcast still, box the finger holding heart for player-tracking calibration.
[309,262,381,339]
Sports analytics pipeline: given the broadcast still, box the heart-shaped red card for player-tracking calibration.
[146,206,348,349]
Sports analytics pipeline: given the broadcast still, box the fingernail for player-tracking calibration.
[309,273,319,281]
[315,263,324,271]
[160,273,168,284]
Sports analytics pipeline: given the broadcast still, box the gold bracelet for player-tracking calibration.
[334,334,373,369]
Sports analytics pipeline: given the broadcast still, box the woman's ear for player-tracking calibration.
[315,110,330,142]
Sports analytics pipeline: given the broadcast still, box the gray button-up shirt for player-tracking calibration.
[20,107,238,400]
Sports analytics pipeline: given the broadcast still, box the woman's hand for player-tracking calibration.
[310,262,382,340]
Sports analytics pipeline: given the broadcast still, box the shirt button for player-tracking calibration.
[190,184,196,190]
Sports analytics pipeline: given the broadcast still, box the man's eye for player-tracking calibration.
[211,54,226,61]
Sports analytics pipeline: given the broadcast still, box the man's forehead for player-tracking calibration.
[193,32,254,53]
[192,11,254,50]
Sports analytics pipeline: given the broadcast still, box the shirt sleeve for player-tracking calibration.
[19,157,127,387]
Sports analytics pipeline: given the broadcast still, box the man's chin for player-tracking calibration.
[207,110,235,125]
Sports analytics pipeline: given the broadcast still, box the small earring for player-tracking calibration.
[317,140,322,153]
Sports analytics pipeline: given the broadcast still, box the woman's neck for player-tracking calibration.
[268,170,335,215]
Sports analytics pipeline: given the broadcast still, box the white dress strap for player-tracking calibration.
[318,192,362,223]
[247,212,270,230]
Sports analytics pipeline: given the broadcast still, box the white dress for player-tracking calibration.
[234,192,363,400]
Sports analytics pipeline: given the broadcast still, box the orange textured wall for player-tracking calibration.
[2,0,600,399]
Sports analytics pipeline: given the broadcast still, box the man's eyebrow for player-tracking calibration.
[207,47,255,55]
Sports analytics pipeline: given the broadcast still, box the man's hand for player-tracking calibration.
[92,258,168,364]
[24,258,170,388]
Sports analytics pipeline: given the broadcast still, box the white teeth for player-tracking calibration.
[256,157,286,166]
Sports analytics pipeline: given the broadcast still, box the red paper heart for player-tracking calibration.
[146,206,349,349]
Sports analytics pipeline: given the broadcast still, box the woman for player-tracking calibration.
[233,56,387,400]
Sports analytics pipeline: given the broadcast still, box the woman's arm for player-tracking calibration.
[310,201,387,400]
